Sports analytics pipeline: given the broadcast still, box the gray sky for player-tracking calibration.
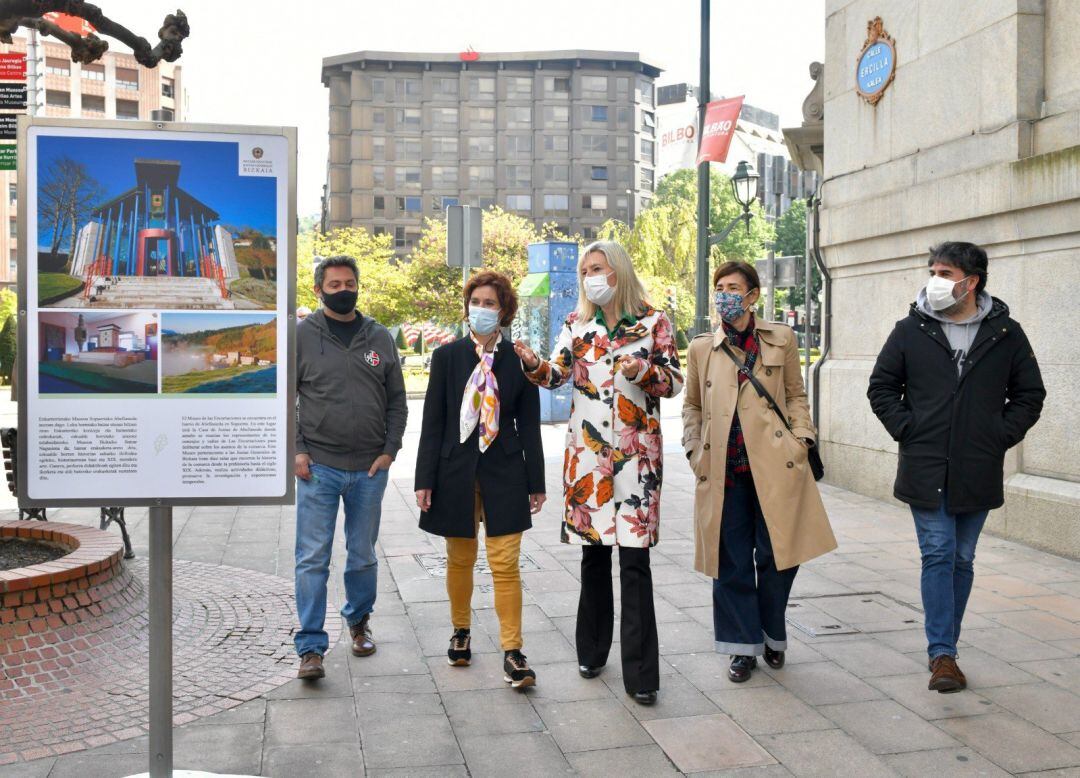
[101,0,824,216]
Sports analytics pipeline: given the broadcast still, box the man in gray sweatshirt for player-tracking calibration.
[293,255,407,680]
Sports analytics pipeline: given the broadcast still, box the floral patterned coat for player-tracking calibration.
[524,306,683,547]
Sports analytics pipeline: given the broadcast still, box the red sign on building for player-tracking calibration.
[0,53,26,81]
[696,95,745,166]
[42,12,97,37]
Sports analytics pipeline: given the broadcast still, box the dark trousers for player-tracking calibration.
[576,544,660,694]
[712,475,798,656]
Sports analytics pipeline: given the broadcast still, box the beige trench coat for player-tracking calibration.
[681,320,836,575]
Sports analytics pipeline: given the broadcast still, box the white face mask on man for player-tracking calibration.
[584,272,617,306]
[925,274,971,312]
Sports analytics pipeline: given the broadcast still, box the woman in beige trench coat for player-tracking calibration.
[682,261,836,683]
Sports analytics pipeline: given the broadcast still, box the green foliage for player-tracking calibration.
[0,315,15,384]
[675,328,690,350]
[413,336,423,354]
[394,327,407,349]
[770,199,822,308]
[0,289,15,323]
[38,273,83,305]
[297,226,404,322]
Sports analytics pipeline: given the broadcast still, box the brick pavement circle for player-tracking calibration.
[0,556,333,766]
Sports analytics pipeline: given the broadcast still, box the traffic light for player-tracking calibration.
[664,286,677,311]
[1,427,16,497]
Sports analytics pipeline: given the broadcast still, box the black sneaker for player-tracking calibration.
[503,649,536,689]
[728,655,757,683]
[447,628,472,667]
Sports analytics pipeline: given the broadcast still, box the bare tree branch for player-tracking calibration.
[0,2,188,67]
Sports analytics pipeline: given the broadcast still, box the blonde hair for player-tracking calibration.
[574,241,651,322]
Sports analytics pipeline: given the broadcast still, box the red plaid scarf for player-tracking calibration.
[723,314,758,486]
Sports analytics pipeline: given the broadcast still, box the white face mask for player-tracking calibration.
[925,274,971,312]
[584,272,616,306]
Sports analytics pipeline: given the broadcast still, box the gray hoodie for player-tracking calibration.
[295,309,407,472]
[916,288,993,374]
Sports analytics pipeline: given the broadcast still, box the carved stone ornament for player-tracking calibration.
[855,16,896,106]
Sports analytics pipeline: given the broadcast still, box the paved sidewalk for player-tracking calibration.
[2,404,1079,775]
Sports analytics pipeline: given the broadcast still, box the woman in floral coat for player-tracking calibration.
[515,241,682,706]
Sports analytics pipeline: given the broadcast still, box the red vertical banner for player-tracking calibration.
[696,96,744,165]
[0,53,26,80]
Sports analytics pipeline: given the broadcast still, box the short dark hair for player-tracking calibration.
[712,260,760,292]
[928,242,988,293]
[314,255,359,289]
[464,270,518,326]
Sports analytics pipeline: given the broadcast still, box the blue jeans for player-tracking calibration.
[911,496,988,660]
[294,462,388,657]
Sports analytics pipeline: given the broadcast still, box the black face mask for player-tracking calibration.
[321,289,358,316]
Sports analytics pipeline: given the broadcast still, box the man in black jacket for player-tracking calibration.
[868,242,1045,694]
[293,256,407,680]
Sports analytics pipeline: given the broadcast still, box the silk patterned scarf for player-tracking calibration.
[459,333,501,451]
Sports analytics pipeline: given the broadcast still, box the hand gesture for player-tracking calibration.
[617,355,641,379]
[529,493,546,514]
[295,453,312,480]
[415,489,432,512]
[514,339,540,371]
[368,453,393,477]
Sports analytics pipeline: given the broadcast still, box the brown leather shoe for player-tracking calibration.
[350,614,376,657]
[928,655,966,693]
[297,652,325,680]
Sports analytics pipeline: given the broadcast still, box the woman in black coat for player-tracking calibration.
[414,270,546,689]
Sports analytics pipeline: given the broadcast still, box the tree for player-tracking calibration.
[771,199,821,308]
[37,156,103,264]
[0,315,15,384]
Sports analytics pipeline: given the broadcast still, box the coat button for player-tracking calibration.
[706,380,712,387]
[775,430,783,438]
[602,420,609,427]
[699,475,707,482]
[766,368,772,376]
[786,461,794,468]
[703,443,710,450]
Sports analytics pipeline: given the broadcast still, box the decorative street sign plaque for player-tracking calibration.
[856,17,896,106]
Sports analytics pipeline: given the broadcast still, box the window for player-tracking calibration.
[431,166,458,187]
[373,137,386,161]
[639,78,654,107]
[505,195,532,211]
[468,77,495,99]
[396,196,422,215]
[432,77,458,97]
[371,77,385,100]
[505,165,531,188]
[8,248,15,278]
[161,77,174,98]
[394,226,407,249]
[505,76,532,99]
[373,108,386,129]
[478,196,496,210]
[544,76,571,96]
[373,226,386,237]
[583,194,608,214]
[395,107,421,130]
[373,195,385,215]
[590,166,609,181]
[640,168,655,191]
[506,135,532,156]
[578,134,608,155]
[45,57,69,76]
[431,136,458,158]
[81,63,104,81]
[373,166,385,187]
[395,138,421,160]
[505,106,531,129]
[641,110,656,136]
[640,138,655,164]
[616,77,629,97]
[616,136,630,157]
[441,197,459,209]
[581,75,608,97]
[582,226,599,242]
[8,183,15,205]
[543,164,569,183]
[395,166,421,187]
[615,166,632,185]
[585,105,608,123]
[543,135,569,153]
[46,90,70,108]
[543,105,569,129]
[116,99,139,119]
[616,107,632,128]
[468,135,495,158]
[115,67,139,90]
[82,94,105,114]
[469,106,495,129]
[431,106,458,130]
[543,194,569,215]
[395,78,421,103]
[8,219,16,238]
[468,166,495,187]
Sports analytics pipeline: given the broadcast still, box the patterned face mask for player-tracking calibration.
[714,291,747,324]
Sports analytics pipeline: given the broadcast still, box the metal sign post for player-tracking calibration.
[148,505,173,778]
[447,204,483,287]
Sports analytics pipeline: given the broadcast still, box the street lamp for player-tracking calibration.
[730,160,759,227]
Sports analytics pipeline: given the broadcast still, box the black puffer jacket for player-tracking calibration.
[867,297,1045,513]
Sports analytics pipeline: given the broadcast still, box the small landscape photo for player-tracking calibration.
[161,312,276,394]
[38,311,159,394]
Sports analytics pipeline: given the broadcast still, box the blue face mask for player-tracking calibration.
[715,291,747,324]
[468,306,501,336]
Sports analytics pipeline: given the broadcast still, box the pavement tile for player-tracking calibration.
[706,685,835,736]
[604,671,721,721]
[446,695,545,736]
[668,652,778,692]
[643,714,776,773]
[1010,657,1080,695]
[265,697,359,747]
[818,699,958,754]
[359,713,464,769]
[1015,594,1080,622]
[38,753,145,778]
[981,682,1080,733]
[987,609,1080,640]
[765,661,885,706]
[523,660,616,702]
[959,627,1073,663]
[755,729,895,778]
[263,742,366,777]
[367,768,469,778]
[975,575,1056,599]
[657,619,718,654]
[457,732,573,777]
[173,721,265,775]
[866,673,1003,719]
[881,746,1011,777]
[535,697,653,753]
[354,691,446,721]
[567,744,680,774]
[938,712,1080,774]
[810,638,928,678]
[426,651,510,692]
